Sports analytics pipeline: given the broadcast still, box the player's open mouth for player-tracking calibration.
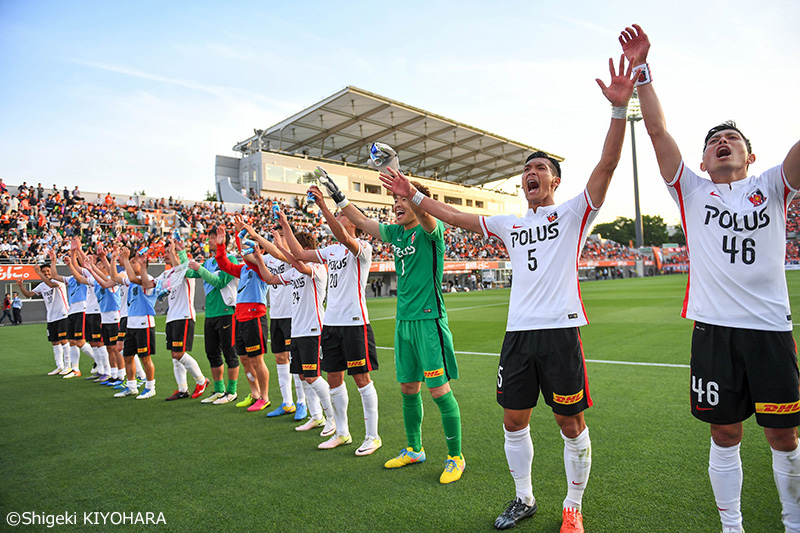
[527,178,540,194]
[395,207,406,217]
[716,146,731,158]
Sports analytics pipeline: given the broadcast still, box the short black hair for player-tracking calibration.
[704,121,752,154]
[525,151,562,178]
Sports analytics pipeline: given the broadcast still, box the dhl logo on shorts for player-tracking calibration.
[245,345,261,353]
[171,341,184,348]
[756,401,800,414]
[109,335,118,342]
[285,339,291,346]
[137,347,149,354]
[424,368,444,378]
[347,359,366,368]
[118,332,126,339]
[92,334,102,339]
[302,364,318,371]
[553,390,584,405]
[58,332,67,337]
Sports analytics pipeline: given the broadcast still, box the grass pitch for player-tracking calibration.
[2,273,799,532]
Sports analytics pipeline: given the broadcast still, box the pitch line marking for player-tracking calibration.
[374,345,689,368]
[370,302,506,321]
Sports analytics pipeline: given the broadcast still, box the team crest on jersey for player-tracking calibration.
[547,211,558,223]
[747,188,766,207]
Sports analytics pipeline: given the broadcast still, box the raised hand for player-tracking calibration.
[596,55,637,107]
[215,226,227,246]
[619,24,649,66]
[308,186,328,210]
[379,167,414,197]
[187,260,201,271]
[119,247,130,261]
[233,215,245,232]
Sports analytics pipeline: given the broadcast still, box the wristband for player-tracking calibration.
[336,197,350,209]
[633,63,652,86]
[611,105,628,120]
[411,190,426,206]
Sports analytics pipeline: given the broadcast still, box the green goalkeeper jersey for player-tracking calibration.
[379,220,447,321]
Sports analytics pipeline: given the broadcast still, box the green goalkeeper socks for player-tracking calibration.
[402,392,423,452]
[433,391,462,457]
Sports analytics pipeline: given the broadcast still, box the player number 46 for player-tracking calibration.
[692,376,719,406]
[722,235,755,265]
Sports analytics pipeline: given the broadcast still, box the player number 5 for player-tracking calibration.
[497,365,503,388]
[527,248,537,271]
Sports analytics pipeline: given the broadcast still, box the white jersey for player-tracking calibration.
[156,268,196,323]
[265,255,292,319]
[32,281,69,323]
[315,241,371,326]
[119,278,129,318]
[278,263,327,337]
[80,267,100,314]
[481,190,599,331]
[668,162,796,331]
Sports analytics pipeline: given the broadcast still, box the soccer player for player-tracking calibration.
[325,168,465,483]
[240,222,307,420]
[68,238,108,381]
[46,249,97,378]
[160,240,209,401]
[619,24,800,533]
[284,186,382,455]
[185,226,241,405]
[213,225,271,412]
[262,214,335,441]
[113,247,158,399]
[380,56,636,530]
[16,264,69,374]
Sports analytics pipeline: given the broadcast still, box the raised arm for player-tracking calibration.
[119,248,142,286]
[277,209,319,263]
[586,55,637,207]
[16,279,37,299]
[86,257,116,289]
[270,230,312,275]
[33,264,58,288]
[214,226,244,279]
[236,215,286,262]
[106,249,126,285]
[620,24,683,182]
[379,169,482,233]
[783,141,800,190]
[66,250,90,286]
[46,249,66,284]
[313,165,382,239]
[308,185,361,255]
[249,246,283,284]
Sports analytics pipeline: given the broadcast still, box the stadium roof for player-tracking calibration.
[232,86,562,187]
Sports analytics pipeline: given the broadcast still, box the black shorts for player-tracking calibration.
[47,318,68,343]
[496,328,592,415]
[691,322,800,428]
[165,319,195,353]
[321,324,378,375]
[117,317,128,340]
[85,313,102,343]
[235,315,268,358]
[290,336,322,378]
[101,323,120,346]
[67,313,85,341]
[204,315,238,369]
[124,327,156,357]
[270,317,292,354]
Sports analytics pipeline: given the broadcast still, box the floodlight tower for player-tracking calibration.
[628,88,644,248]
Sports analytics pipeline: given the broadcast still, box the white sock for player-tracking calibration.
[80,343,94,359]
[172,358,188,392]
[145,379,155,390]
[52,344,64,369]
[302,381,322,420]
[773,444,800,533]
[62,345,71,368]
[504,425,535,505]
[179,353,205,384]
[95,346,109,375]
[126,379,137,391]
[70,345,80,370]
[329,383,350,438]
[110,366,118,379]
[709,439,743,531]
[358,381,379,439]
[294,374,306,404]
[309,378,334,424]
[134,356,146,379]
[277,363,293,405]
[562,427,592,511]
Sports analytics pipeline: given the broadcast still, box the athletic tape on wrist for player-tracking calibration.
[411,190,425,206]
[336,197,350,209]
[611,106,628,120]
[633,63,652,86]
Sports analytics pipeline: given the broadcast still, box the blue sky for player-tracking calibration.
[1,0,798,225]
